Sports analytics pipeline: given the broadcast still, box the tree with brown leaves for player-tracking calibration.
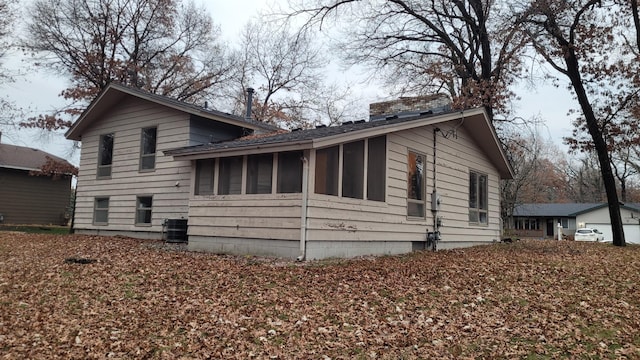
[21,0,232,125]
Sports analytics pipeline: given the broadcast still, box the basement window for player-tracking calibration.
[136,196,153,225]
[93,197,109,225]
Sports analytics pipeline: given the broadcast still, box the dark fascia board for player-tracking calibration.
[166,107,514,179]
[65,83,277,141]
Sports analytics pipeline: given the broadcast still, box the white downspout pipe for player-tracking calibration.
[297,156,309,261]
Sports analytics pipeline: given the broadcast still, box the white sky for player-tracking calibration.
[0,0,575,165]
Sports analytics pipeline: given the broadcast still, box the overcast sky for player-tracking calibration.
[0,0,575,165]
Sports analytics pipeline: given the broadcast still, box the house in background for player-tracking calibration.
[0,134,73,225]
[509,203,640,243]
[66,83,513,259]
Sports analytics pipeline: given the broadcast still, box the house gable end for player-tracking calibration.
[66,83,276,141]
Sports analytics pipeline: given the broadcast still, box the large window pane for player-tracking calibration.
[97,133,114,178]
[407,151,425,217]
[342,140,365,199]
[277,151,303,193]
[315,146,339,195]
[195,159,215,195]
[218,156,243,195]
[140,127,157,170]
[367,136,386,201]
[469,172,478,209]
[136,196,152,225]
[478,173,487,210]
[247,154,273,194]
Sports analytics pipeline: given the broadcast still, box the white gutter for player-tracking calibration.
[297,156,309,261]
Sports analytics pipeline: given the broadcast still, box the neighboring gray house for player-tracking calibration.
[0,135,73,225]
[66,83,514,259]
[510,203,640,243]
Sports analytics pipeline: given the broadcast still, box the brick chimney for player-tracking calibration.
[369,94,451,118]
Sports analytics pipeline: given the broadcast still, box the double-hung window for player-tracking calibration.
[469,171,488,224]
[140,127,157,171]
[97,133,114,178]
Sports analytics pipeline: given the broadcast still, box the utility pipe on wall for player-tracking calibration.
[298,156,309,261]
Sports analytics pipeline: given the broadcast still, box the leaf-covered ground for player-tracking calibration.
[1,233,639,359]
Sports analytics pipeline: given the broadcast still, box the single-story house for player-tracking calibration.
[66,83,514,259]
[509,203,640,243]
[0,134,73,225]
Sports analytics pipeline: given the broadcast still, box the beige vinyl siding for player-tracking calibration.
[187,196,302,240]
[0,168,71,225]
[304,120,502,245]
[74,96,192,234]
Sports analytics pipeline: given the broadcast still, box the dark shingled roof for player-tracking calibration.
[165,110,453,156]
[0,143,73,171]
[109,84,278,132]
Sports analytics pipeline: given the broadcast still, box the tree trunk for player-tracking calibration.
[564,48,626,246]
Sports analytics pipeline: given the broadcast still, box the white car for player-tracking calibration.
[574,228,605,242]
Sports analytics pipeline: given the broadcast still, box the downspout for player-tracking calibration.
[297,156,309,261]
[433,128,439,233]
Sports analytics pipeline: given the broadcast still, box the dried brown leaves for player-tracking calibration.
[1,234,639,359]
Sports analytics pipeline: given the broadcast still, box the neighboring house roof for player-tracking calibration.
[0,143,73,172]
[165,106,515,179]
[65,83,278,141]
[513,203,640,217]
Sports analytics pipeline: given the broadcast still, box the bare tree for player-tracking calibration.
[564,154,606,203]
[501,130,569,227]
[22,0,233,128]
[0,0,18,133]
[289,0,529,124]
[225,19,363,128]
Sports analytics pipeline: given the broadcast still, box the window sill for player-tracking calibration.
[135,223,152,227]
[407,216,427,221]
[138,168,156,173]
